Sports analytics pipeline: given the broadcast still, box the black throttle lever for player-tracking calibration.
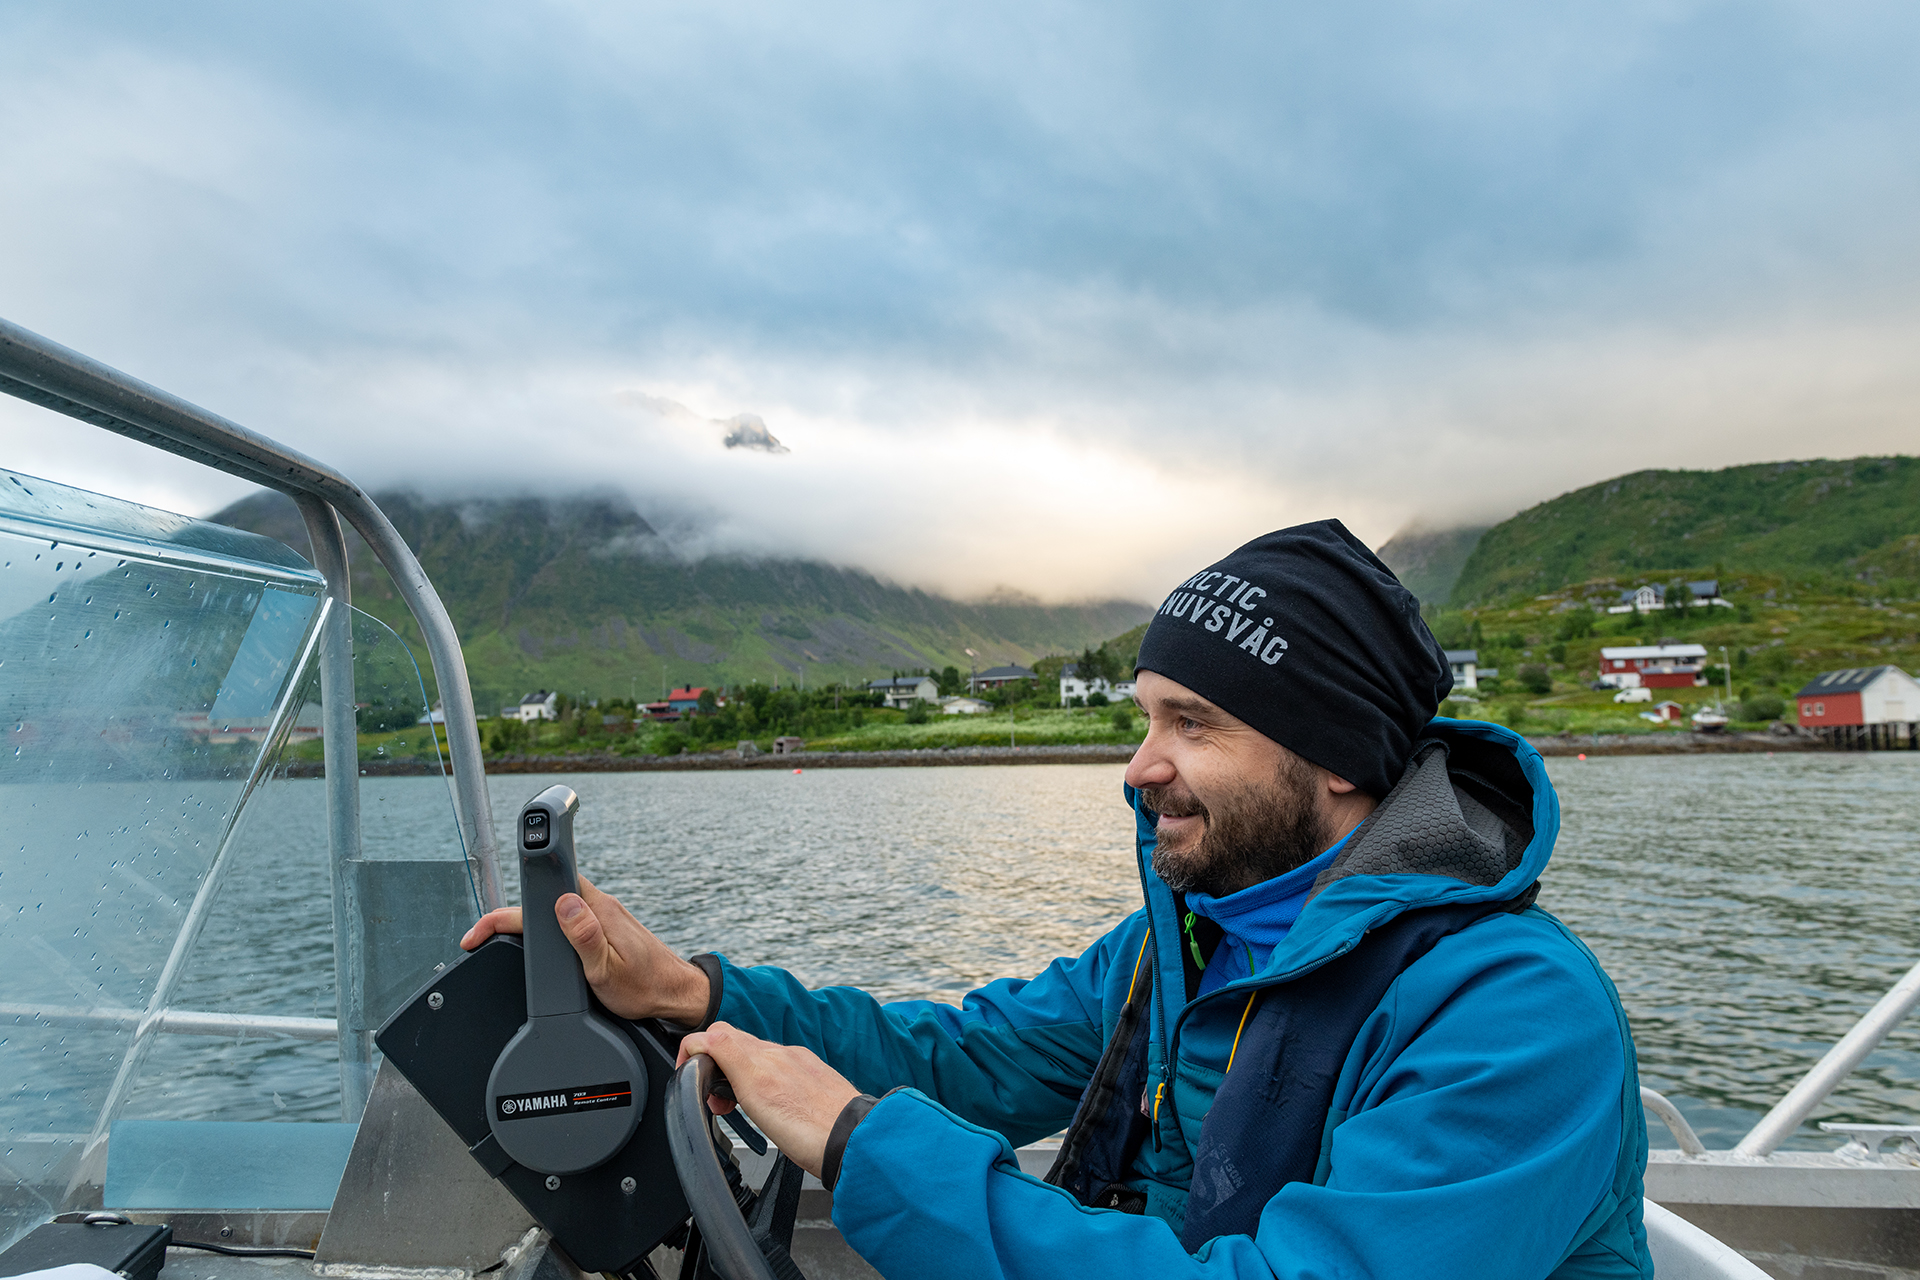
[484,784,647,1175]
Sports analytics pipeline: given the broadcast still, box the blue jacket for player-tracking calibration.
[713,719,1651,1279]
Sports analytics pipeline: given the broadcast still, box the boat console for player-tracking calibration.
[376,784,809,1278]
[0,315,1868,1280]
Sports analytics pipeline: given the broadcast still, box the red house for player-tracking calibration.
[1597,644,1709,690]
[667,686,710,713]
[1796,666,1920,727]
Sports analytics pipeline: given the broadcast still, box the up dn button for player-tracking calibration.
[523,809,550,849]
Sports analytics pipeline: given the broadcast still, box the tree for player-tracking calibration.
[697,688,718,714]
[938,665,964,696]
[360,696,423,733]
[1076,644,1118,687]
[1554,608,1597,641]
[1427,611,1471,649]
[1517,664,1552,695]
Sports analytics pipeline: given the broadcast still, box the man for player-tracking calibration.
[463,520,1650,1279]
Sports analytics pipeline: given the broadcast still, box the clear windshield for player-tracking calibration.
[0,472,476,1247]
[0,470,328,1243]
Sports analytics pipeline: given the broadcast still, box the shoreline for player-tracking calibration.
[295,730,1844,778]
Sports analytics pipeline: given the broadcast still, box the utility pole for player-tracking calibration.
[1720,645,1733,710]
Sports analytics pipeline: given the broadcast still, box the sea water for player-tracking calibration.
[126,752,1920,1151]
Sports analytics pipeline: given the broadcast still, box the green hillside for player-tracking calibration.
[1423,571,1920,738]
[213,490,1151,710]
[1450,456,1920,605]
[1376,523,1490,605]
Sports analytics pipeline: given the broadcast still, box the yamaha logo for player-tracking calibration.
[496,1080,633,1122]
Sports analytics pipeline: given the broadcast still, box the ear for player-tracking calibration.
[1324,771,1360,795]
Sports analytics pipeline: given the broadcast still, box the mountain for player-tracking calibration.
[1375,523,1490,606]
[1448,456,1920,605]
[211,490,1152,708]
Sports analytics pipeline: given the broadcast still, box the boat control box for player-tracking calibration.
[484,787,646,1176]
[378,786,690,1273]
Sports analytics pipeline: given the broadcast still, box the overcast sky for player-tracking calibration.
[3,2,1917,600]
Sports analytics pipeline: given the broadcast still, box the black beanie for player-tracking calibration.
[1134,519,1452,799]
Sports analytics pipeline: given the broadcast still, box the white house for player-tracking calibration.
[1060,664,1138,706]
[507,691,559,722]
[1059,662,1103,704]
[1607,580,1732,615]
[1443,649,1479,692]
[940,696,992,715]
[868,675,940,709]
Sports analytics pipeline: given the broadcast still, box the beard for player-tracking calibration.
[1142,751,1335,898]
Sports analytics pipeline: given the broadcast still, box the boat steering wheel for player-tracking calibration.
[665,1054,810,1280]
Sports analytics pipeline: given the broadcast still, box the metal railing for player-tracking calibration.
[1733,954,1920,1157]
[1641,1087,1707,1156]
[1,1003,337,1042]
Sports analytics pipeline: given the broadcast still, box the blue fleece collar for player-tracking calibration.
[1186,829,1353,994]
[1185,828,1351,941]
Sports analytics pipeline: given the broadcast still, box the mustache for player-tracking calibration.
[1140,785,1207,821]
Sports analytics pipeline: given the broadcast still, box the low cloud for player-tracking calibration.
[720,414,788,454]
[1,2,1916,601]
[615,393,788,454]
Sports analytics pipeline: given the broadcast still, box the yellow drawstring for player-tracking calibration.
[1127,932,1152,1004]
[1225,991,1260,1075]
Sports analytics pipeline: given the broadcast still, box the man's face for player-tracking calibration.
[1122,670,1335,898]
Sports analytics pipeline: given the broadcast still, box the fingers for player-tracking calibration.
[676,1022,729,1068]
[555,892,613,983]
[678,1023,751,1112]
[673,1024,855,1177]
[461,907,522,950]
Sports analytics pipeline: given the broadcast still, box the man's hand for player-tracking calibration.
[676,1022,859,1179]
[460,876,712,1024]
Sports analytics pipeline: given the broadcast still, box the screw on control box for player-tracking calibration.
[483,784,645,1176]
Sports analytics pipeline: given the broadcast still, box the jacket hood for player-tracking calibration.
[1129,717,1559,988]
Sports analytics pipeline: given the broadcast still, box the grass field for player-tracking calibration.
[285,704,1145,763]
[804,705,1141,751]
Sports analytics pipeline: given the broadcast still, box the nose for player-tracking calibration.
[1124,721,1176,790]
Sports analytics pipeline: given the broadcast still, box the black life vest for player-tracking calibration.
[1044,883,1539,1251]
